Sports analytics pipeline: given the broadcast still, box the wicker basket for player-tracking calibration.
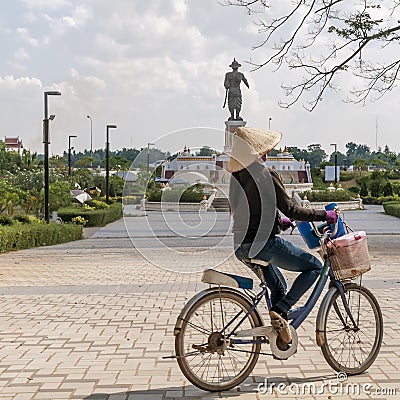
[328,231,371,281]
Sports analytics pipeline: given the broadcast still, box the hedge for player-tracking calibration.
[299,189,355,202]
[57,202,122,227]
[362,195,400,205]
[0,223,82,253]
[383,201,400,218]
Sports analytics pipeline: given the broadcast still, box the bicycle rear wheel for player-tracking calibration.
[319,283,383,375]
[175,290,262,391]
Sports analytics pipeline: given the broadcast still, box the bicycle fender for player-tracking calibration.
[315,286,339,347]
[173,287,264,336]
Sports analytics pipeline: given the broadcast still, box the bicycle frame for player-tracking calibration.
[228,260,358,349]
[227,219,360,345]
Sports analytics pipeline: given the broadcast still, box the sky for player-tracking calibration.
[0,0,399,157]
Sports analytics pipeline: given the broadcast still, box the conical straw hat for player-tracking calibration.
[227,127,282,172]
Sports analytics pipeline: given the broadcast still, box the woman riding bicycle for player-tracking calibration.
[227,127,337,344]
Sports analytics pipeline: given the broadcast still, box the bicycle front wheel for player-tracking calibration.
[175,290,262,391]
[319,283,383,375]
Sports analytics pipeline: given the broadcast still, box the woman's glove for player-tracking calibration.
[325,210,338,224]
[281,217,295,231]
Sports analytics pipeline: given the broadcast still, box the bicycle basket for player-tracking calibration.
[327,231,371,281]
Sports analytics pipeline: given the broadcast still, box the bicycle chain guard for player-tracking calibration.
[235,325,298,360]
[269,325,298,360]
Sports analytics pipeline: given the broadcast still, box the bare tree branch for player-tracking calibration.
[222,0,400,110]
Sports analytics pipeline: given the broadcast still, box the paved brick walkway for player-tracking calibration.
[0,218,399,399]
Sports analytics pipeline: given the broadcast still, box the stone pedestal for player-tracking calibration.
[214,120,247,195]
[224,120,246,154]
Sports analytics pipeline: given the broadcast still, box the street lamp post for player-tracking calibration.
[147,142,155,183]
[86,115,93,167]
[105,124,117,204]
[68,135,77,176]
[330,143,338,186]
[43,90,61,223]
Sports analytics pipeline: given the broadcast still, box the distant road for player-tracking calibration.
[90,204,400,241]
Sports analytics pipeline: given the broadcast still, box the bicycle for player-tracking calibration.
[172,214,383,391]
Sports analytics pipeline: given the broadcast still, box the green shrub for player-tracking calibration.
[339,172,355,182]
[147,188,162,202]
[0,215,13,226]
[71,216,88,226]
[147,184,205,203]
[13,214,31,224]
[383,181,393,196]
[369,179,385,197]
[87,199,110,209]
[360,180,368,197]
[123,195,140,205]
[392,183,400,196]
[58,202,122,227]
[348,186,360,195]
[387,171,400,180]
[362,195,400,205]
[383,201,400,218]
[0,223,82,253]
[310,168,326,189]
[299,189,355,202]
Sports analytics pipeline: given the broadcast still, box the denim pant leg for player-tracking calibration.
[261,265,287,307]
[235,242,287,308]
[257,236,323,313]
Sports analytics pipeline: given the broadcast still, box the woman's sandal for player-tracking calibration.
[269,311,292,344]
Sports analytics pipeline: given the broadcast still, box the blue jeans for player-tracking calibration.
[235,236,323,313]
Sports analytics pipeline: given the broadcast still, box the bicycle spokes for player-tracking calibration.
[175,291,261,391]
[320,285,382,374]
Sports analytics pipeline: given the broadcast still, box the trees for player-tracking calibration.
[74,157,95,168]
[353,158,368,173]
[329,151,346,166]
[223,1,400,109]
[196,146,214,156]
[345,142,371,164]
[306,144,327,168]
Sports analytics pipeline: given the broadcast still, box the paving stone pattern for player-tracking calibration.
[0,215,399,399]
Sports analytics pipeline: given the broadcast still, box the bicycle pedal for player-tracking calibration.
[235,326,275,337]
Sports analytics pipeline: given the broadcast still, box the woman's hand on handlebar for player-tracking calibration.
[325,210,338,225]
[281,217,295,231]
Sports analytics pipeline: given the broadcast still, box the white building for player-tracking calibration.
[264,146,313,195]
[161,146,229,184]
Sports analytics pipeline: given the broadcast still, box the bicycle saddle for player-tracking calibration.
[202,269,253,290]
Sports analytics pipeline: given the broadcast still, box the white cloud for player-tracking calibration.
[2,0,399,154]
[61,5,91,29]
[0,75,42,88]
[42,5,91,35]
[13,48,30,61]
[172,0,188,20]
[240,22,260,35]
[16,27,39,47]
[20,0,71,10]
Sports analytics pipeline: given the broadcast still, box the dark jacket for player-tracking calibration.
[229,161,326,257]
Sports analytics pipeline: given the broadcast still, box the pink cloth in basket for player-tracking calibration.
[327,231,370,280]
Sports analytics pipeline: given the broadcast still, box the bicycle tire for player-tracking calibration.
[175,290,262,391]
[318,283,383,375]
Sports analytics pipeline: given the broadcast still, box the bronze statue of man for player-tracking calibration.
[223,58,249,121]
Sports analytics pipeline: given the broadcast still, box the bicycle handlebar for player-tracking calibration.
[310,208,340,240]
